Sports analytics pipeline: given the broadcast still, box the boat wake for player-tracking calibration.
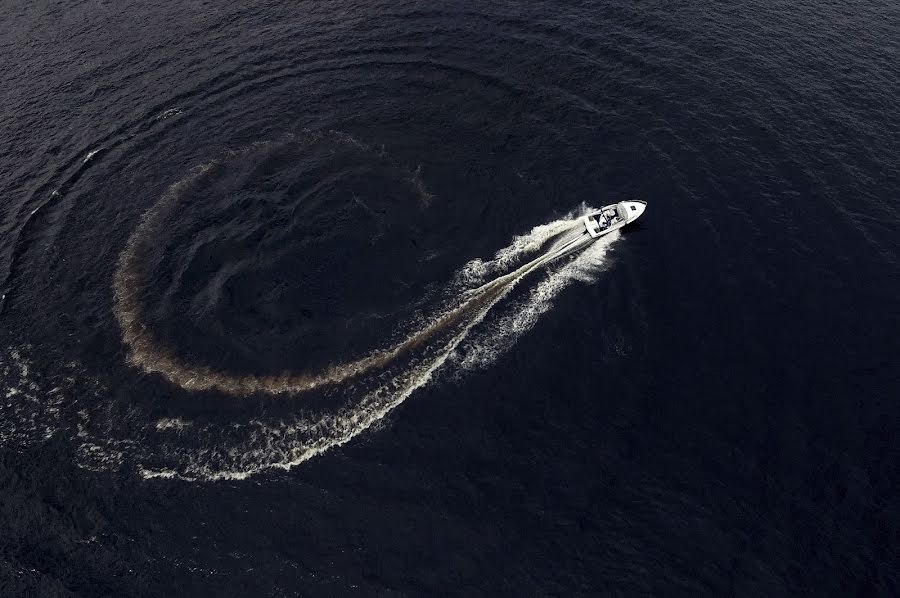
[3,134,622,480]
[114,162,602,399]
[127,206,618,480]
[2,206,619,481]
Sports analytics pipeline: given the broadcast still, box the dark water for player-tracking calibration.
[1,1,898,595]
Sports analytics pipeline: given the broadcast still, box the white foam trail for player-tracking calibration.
[454,217,583,289]
[155,417,191,431]
[139,239,557,480]
[136,212,618,480]
[455,231,618,372]
[2,206,620,481]
[115,200,586,397]
[0,346,66,446]
[157,108,183,120]
[3,130,623,479]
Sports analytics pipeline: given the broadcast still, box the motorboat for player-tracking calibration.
[583,200,646,238]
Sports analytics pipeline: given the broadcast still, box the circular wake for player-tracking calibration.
[114,130,437,395]
[114,133,596,399]
[7,131,621,481]
[133,206,617,480]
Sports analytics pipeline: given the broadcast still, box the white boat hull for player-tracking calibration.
[583,200,647,238]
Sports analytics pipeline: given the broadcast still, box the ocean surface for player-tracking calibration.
[1,1,898,595]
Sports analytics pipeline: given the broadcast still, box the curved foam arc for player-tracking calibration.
[110,145,619,478]
[141,281,508,480]
[114,158,596,397]
[140,222,609,480]
[0,196,611,480]
[113,137,427,396]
